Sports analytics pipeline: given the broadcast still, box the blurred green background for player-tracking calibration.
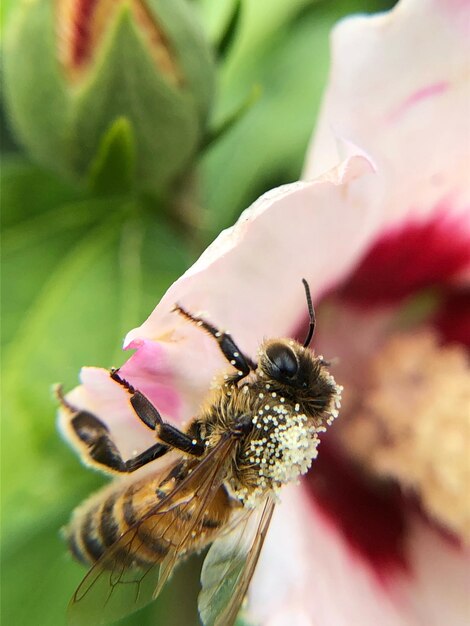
[1,1,394,624]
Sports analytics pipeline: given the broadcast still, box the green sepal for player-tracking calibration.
[88,117,136,195]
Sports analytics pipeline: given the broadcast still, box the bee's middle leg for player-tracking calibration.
[111,371,206,457]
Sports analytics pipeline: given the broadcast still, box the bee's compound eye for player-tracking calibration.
[266,344,299,378]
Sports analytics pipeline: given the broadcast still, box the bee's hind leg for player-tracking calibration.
[56,385,169,473]
[110,371,206,457]
[172,304,257,383]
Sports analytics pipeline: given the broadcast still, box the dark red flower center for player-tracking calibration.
[302,207,470,579]
[307,440,409,581]
[341,206,470,307]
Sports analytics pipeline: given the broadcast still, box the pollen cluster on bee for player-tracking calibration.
[234,403,328,507]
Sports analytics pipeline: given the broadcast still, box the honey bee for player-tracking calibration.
[58,280,342,626]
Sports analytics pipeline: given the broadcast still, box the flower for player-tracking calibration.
[59,0,470,624]
[4,0,214,195]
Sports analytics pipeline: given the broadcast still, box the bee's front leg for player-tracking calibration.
[172,304,257,383]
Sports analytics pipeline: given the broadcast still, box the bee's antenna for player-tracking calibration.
[301,278,316,348]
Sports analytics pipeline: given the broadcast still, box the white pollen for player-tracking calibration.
[234,352,239,357]
[215,332,221,338]
[259,393,264,399]
[197,321,203,326]
[272,392,277,398]
[230,360,236,365]
[192,439,197,445]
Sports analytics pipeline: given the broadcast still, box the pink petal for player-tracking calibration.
[248,485,470,626]
[304,0,470,232]
[248,485,407,626]
[394,518,470,626]
[121,156,381,416]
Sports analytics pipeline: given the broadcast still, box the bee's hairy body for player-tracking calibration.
[66,338,341,567]
[61,281,343,626]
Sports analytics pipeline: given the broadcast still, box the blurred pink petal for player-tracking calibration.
[249,485,470,626]
[305,0,470,233]
[394,519,470,626]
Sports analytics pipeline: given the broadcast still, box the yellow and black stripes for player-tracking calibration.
[66,469,232,569]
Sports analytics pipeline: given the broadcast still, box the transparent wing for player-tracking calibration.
[199,495,276,626]
[68,435,236,626]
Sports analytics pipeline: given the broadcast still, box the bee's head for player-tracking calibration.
[259,340,314,389]
[256,280,341,415]
[258,278,319,389]
[258,338,341,419]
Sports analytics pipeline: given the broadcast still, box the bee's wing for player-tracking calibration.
[198,495,276,626]
[68,435,236,626]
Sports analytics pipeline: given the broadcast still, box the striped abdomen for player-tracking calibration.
[66,466,231,567]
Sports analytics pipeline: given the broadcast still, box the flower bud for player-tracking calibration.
[4,0,215,195]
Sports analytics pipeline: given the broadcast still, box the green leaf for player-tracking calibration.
[2,206,189,534]
[216,0,242,58]
[0,157,84,228]
[88,117,136,195]
[1,198,190,626]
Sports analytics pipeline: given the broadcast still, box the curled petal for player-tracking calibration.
[121,156,381,415]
